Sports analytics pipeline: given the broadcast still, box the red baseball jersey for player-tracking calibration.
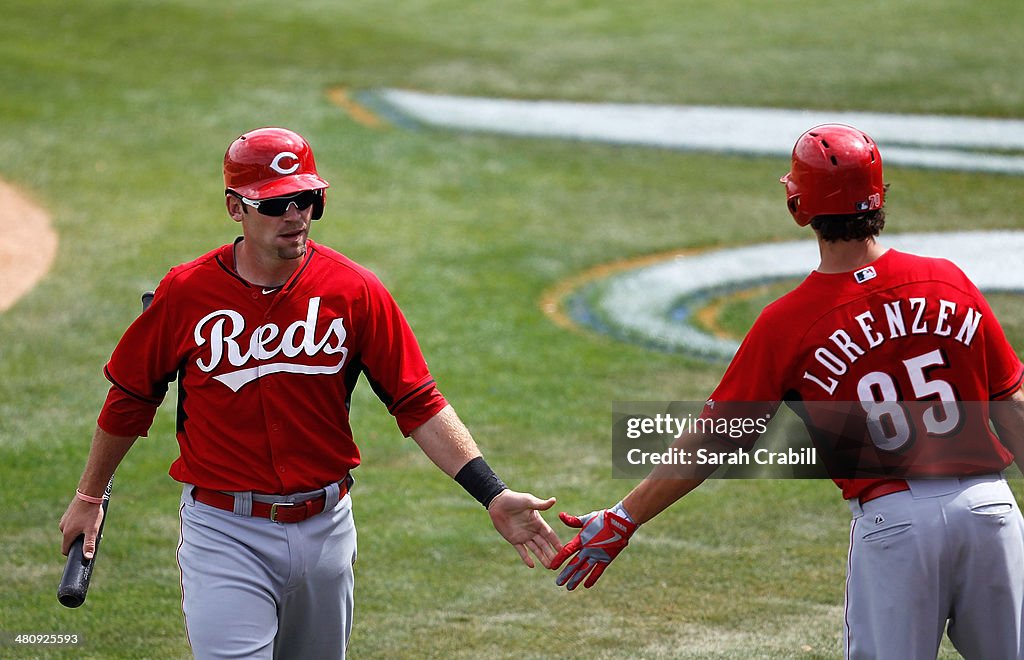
[98,239,448,493]
[703,249,1023,500]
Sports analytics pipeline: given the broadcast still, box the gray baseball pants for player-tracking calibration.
[845,474,1024,660]
[177,484,357,659]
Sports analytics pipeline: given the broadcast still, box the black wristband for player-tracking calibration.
[454,456,507,508]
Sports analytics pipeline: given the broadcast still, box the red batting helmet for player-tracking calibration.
[224,127,329,201]
[780,124,885,227]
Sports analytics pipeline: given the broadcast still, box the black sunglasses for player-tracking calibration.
[235,190,323,217]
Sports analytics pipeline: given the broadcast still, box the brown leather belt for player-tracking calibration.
[859,479,910,505]
[192,479,350,523]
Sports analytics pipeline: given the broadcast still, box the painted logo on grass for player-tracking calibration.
[549,231,1024,361]
[350,91,1024,359]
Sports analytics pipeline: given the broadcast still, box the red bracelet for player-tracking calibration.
[75,489,105,505]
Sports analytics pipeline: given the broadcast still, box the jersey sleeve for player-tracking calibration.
[701,310,786,448]
[97,385,159,437]
[975,288,1024,400]
[97,275,182,437]
[357,276,448,436]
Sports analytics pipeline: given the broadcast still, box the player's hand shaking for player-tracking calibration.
[487,489,562,569]
[551,501,638,590]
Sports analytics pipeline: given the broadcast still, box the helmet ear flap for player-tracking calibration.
[787,194,808,226]
[780,172,810,226]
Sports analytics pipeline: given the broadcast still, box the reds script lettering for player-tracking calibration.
[803,295,982,395]
[194,296,349,392]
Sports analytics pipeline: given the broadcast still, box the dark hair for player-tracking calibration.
[810,209,886,243]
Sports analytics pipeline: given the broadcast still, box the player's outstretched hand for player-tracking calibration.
[487,489,562,569]
[550,501,638,590]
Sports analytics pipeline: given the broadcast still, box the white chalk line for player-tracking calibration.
[373,89,1024,174]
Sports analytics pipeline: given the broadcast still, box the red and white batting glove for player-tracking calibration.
[551,501,638,590]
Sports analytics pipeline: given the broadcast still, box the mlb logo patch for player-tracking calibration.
[854,266,877,284]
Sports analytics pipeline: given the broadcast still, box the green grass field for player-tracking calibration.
[2,1,1024,658]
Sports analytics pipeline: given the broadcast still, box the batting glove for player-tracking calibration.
[552,501,638,590]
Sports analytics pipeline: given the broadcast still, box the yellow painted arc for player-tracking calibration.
[538,248,704,335]
[326,87,387,129]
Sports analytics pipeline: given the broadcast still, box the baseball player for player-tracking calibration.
[552,124,1024,659]
[59,127,562,659]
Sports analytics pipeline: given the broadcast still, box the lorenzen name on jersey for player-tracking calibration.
[803,296,982,396]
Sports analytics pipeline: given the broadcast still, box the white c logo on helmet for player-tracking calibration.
[270,152,300,175]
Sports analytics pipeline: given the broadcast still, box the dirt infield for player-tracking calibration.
[0,179,58,311]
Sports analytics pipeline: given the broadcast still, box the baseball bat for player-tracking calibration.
[58,290,154,608]
[57,479,112,608]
